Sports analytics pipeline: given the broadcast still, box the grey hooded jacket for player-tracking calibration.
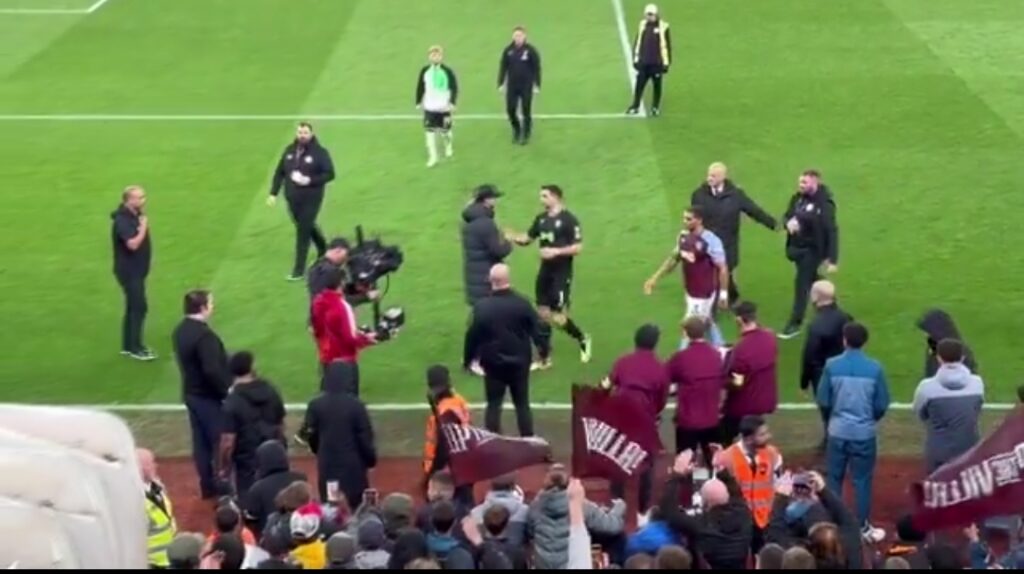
[913,362,985,472]
[528,488,625,569]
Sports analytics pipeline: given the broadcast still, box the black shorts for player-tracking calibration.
[535,266,572,311]
[424,111,452,131]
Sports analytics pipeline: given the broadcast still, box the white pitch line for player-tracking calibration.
[0,8,87,14]
[87,0,109,12]
[610,0,645,116]
[0,112,634,122]
[52,402,1021,413]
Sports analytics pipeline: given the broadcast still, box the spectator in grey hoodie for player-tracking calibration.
[528,464,626,569]
[913,338,985,472]
[470,474,529,545]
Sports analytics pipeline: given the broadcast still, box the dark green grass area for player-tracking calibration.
[0,0,1022,416]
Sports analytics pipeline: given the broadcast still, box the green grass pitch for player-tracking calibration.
[0,0,1022,408]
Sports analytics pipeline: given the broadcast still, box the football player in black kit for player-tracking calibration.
[509,185,592,370]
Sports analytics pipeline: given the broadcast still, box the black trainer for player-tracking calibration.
[778,324,802,340]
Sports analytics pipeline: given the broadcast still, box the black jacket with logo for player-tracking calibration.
[783,185,839,263]
[691,180,777,268]
[269,136,335,197]
[634,19,672,69]
[464,289,545,370]
[497,42,542,89]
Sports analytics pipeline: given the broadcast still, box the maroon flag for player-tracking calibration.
[438,412,552,486]
[571,384,663,482]
[911,406,1024,531]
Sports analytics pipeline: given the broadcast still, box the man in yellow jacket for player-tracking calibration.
[627,3,672,117]
[139,448,176,568]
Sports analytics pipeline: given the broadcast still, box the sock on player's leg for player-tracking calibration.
[442,130,454,157]
[425,132,438,165]
[562,318,586,346]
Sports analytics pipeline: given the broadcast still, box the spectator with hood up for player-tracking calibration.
[918,308,978,376]
[244,440,308,539]
[300,361,377,506]
[913,337,985,472]
[354,515,391,569]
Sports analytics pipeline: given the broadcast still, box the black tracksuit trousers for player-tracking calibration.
[484,364,534,437]
[286,189,327,277]
[506,85,534,139]
[116,272,148,352]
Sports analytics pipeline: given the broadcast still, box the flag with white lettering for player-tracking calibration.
[571,385,662,482]
[911,406,1024,531]
[438,412,552,486]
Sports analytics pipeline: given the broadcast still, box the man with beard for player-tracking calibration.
[718,416,783,553]
[779,169,839,339]
[690,162,777,302]
[644,206,730,347]
[267,122,336,281]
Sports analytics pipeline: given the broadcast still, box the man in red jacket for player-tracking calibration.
[721,302,779,444]
[666,317,725,461]
[311,267,376,394]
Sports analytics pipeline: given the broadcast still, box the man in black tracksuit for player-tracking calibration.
[218,351,286,497]
[464,263,548,437]
[300,361,378,507]
[691,163,777,302]
[111,185,154,360]
[172,289,232,499]
[627,4,672,117]
[267,122,336,281]
[780,170,839,338]
[497,27,542,145]
[242,440,307,539]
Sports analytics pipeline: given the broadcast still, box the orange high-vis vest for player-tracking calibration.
[423,393,471,474]
[724,443,780,528]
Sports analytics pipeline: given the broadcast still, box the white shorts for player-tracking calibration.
[685,295,715,320]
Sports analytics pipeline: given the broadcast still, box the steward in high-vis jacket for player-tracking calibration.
[627,3,672,116]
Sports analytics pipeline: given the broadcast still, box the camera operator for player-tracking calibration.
[306,237,379,305]
[311,267,377,395]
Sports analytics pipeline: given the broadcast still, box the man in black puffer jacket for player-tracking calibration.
[461,184,513,373]
[244,441,308,539]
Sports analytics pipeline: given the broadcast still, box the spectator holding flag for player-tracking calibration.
[605,323,669,520]
[423,365,471,478]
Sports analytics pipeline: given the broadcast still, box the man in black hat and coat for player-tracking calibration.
[461,185,513,374]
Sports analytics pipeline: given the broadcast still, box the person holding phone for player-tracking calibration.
[300,361,378,507]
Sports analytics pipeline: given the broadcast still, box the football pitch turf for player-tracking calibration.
[1,0,1023,413]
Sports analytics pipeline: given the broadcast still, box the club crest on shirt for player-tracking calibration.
[305,156,313,164]
[286,154,293,160]
[555,219,562,229]
[521,51,529,61]
[805,204,815,212]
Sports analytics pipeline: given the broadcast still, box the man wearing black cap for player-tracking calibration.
[266,122,336,281]
[461,185,513,374]
[307,237,379,306]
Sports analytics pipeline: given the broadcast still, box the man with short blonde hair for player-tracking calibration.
[416,45,459,167]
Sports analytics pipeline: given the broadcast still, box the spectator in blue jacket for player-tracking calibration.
[816,322,890,544]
